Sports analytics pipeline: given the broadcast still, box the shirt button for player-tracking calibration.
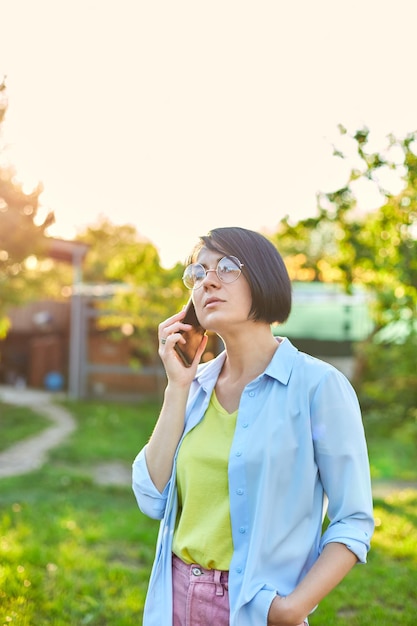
[236,488,244,495]
[242,422,248,428]
[236,567,243,574]
[235,451,242,457]
[239,526,246,534]
[248,391,255,397]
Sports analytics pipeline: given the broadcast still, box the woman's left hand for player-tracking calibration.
[267,595,306,626]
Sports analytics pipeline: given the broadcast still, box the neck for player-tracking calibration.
[219,323,279,383]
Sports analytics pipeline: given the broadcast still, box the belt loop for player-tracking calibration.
[213,569,224,596]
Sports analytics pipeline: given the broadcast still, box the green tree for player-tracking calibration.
[0,78,54,337]
[273,126,417,332]
[75,217,185,363]
[271,125,417,434]
[316,126,417,331]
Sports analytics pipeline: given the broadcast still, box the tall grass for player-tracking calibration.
[1,399,416,624]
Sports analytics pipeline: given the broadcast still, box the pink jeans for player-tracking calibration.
[172,554,308,626]
[172,554,229,626]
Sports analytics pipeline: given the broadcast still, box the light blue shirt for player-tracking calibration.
[132,338,374,626]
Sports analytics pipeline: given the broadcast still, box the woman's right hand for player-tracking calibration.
[158,309,208,384]
[145,310,208,493]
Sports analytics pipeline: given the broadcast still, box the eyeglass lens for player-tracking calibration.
[183,256,242,289]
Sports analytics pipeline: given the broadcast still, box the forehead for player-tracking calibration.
[195,247,224,265]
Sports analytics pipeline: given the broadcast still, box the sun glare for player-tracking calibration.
[24,255,38,270]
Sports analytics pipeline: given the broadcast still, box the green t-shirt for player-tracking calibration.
[172,390,238,570]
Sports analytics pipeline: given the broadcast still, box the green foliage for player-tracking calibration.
[322,128,417,329]
[272,125,417,439]
[270,214,343,282]
[0,314,10,339]
[355,333,417,441]
[75,218,149,284]
[367,433,417,481]
[273,127,417,332]
[75,216,186,362]
[0,168,54,310]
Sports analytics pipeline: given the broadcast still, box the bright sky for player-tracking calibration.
[1,0,417,267]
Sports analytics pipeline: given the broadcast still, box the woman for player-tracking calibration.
[132,226,374,626]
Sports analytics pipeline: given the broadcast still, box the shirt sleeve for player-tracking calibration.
[310,368,374,563]
[132,446,171,520]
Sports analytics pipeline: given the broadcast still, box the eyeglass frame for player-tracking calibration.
[182,255,245,290]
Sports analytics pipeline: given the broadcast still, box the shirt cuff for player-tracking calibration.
[132,447,170,519]
[245,585,279,625]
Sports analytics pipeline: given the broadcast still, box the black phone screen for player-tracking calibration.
[174,299,206,367]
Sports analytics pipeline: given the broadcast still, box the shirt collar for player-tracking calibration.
[264,337,298,385]
[195,350,227,389]
[195,337,298,388]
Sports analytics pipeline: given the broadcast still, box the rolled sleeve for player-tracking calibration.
[132,446,170,520]
[320,517,373,563]
[311,369,374,562]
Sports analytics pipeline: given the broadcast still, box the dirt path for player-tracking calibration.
[0,385,132,486]
[0,385,76,478]
[1,385,416,494]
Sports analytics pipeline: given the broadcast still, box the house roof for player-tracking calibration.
[272,281,374,342]
[44,237,89,264]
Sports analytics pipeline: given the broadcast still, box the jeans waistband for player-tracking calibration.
[172,553,229,585]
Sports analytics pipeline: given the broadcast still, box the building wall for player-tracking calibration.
[29,335,67,388]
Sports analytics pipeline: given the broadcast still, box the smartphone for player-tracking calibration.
[174,298,206,367]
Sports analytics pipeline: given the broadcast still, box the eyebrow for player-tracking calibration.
[195,254,224,268]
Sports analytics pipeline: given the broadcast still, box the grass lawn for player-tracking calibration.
[0,403,51,452]
[314,489,417,624]
[0,399,158,625]
[1,398,416,625]
[367,429,417,481]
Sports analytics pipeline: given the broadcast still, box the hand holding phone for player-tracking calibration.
[174,299,206,367]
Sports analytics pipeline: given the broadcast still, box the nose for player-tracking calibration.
[201,267,220,287]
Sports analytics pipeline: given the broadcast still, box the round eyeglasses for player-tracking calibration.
[182,256,244,290]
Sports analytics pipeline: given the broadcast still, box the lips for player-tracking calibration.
[204,297,223,307]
